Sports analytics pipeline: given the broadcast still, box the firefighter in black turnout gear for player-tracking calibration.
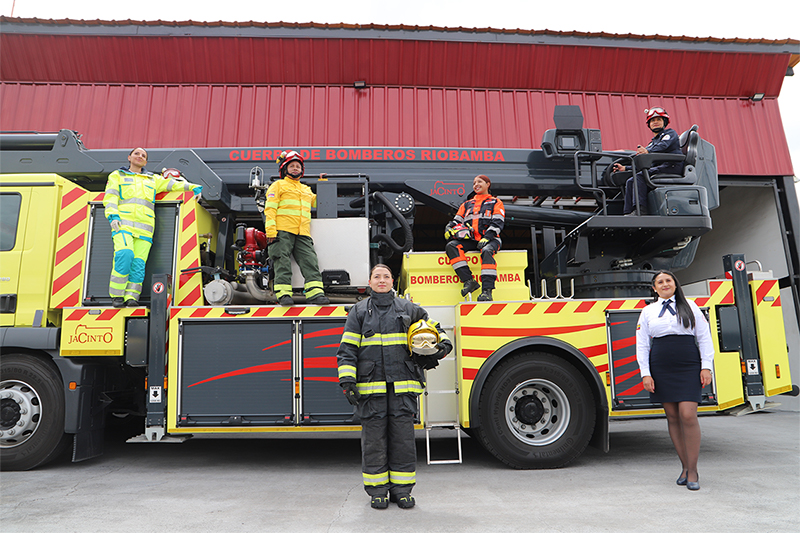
[337,264,452,509]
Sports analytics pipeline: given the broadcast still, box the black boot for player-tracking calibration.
[390,493,415,509]
[370,494,389,509]
[477,290,493,302]
[111,297,125,308]
[460,279,480,296]
[279,295,294,306]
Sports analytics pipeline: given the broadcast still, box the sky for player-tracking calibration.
[2,0,798,181]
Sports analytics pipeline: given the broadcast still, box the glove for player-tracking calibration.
[414,354,440,370]
[341,382,360,406]
[434,342,451,359]
[444,228,454,240]
[477,238,489,249]
[192,186,203,199]
[110,219,120,232]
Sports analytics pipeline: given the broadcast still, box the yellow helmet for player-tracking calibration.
[408,319,440,355]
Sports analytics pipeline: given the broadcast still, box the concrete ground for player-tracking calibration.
[1,409,798,533]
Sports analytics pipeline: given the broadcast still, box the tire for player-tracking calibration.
[476,352,595,469]
[1,354,70,470]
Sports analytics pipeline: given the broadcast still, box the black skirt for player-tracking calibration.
[649,335,702,403]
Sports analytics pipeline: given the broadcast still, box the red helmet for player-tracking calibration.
[276,150,304,178]
[645,107,670,127]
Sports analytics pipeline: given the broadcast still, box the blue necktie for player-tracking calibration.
[659,299,676,318]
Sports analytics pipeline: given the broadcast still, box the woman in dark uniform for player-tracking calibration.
[636,270,714,490]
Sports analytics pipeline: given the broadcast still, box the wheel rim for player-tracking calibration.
[0,379,43,448]
[504,378,570,446]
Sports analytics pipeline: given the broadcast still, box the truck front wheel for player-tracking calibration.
[1,354,69,470]
[476,352,595,469]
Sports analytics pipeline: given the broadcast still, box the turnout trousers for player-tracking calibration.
[445,238,501,290]
[109,231,152,302]
[269,230,325,300]
[358,383,417,497]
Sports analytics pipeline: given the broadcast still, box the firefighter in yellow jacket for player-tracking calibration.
[103,147,201,307]
[263,151,330,305]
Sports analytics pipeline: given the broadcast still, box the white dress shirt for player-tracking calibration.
[635,296,715,377]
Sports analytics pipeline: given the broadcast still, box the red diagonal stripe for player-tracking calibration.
[131,308,148,316]
[191,308,212,318]
[188,360,291,388]
[156,192,168,200]
[460,304,477,316]
[594,363,609,373]
[66,309,90,321]
[605,301,624,310]
[177,285,202,306]
[284,307,304,317]
[52,261,82,295]
[253,307,275,317]
[709,280,724,296]
[314,306,337,316]
[545,302,567,314]
[618,381,645,396]
[303,356,337,369]
[61,187,84,209]
[483,304,506,316]
[181,234,198,260]
[615,368,642,384]
[772,296,782,307]
[461,323,604,337]
[55,233,85,266]
[98,309,120,320]
[170,308,181,320]
[694,297,710,307]
[305,326,344,339]
[755,280,777,304]
[462,368,478,380]
[614,354,637,367]
[575,301,595,313]
[720,289,734,305]
[182,207,197,231]
[634,300,648,309]
[263,339,291,351]
[58,208,87,237]
[514,303,536,314]
[612,336,636,352]
[462,348,494,359]
[580,343,607,357]
[54,289,81,309]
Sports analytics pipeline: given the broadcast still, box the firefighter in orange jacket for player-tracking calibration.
[262,151,329,306]
[444,174,505,301]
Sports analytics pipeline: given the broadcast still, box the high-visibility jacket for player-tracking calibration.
[337,291,451,396]
[453,194,505,241]
[103,168,199,240]
[263,177,316,238]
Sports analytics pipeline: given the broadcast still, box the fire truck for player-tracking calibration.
[1,106,796,471]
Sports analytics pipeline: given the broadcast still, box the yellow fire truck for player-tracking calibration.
[1,107,796,470]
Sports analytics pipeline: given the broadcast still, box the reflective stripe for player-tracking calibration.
[264,219,277,227]
[389,471,416,485]
[393,380,424,394]
[360,333,407,347]
[110,274,128,285]
[341,332,362,347]
[119,197,155,210]
[264,201,279,209]
[304,280,324,290]
[274,283,292,298]
[104,188,120,197]
[481,269,498,277]
[275,207,311,219]
[338,365,356,380]
[109,286,125,297]
[362,471,389,486]
[120,219,154,233]
[357,381,387,395]
[166,178,177,190]
[450,259,468,270]
[127,282,143,293]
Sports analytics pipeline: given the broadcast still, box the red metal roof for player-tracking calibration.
[0,17,795,176]
[0,32,794,98]
[1,82,791,176]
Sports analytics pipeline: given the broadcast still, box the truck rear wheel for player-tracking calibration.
[476,352,595,469]
[1,354,69,470]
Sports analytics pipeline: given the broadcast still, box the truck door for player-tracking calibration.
[0,190,27,325]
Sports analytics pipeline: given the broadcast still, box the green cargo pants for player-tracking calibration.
[269,230,325,299]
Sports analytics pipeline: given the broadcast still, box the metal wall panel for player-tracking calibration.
[0,33,792,99]
[0,82,792,176]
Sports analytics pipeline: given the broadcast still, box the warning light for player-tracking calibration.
[69,381,77,390]
[776,364,781,379]
[605,372,610,386]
